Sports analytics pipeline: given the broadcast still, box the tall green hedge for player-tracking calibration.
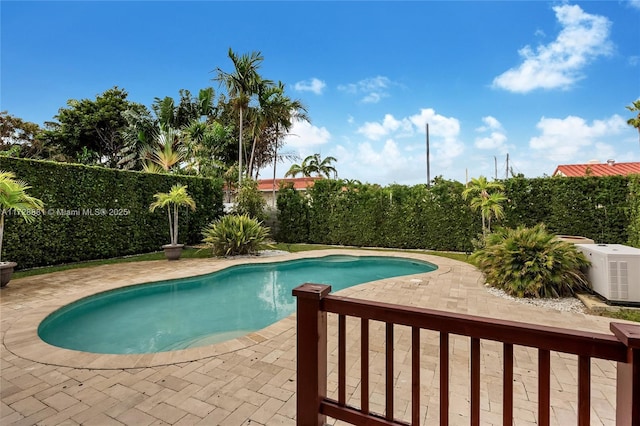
[277,179,478,252]
[628,175,640,248]
[276,175,640,251]
[1,157,223,269]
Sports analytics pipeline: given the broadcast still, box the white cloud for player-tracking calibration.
[475,116,503,132]
[335,139,425,184]
[357,114,413,140]
[631,0,640,10]
[405,109,464,171]
[293,78,326,95]
[282,120,331,148]
[338,76,392,103]
[475,116,508,153]
[493,4,613,93]
[529,114,627,162]
[339,108,465,184]
[475,133,508,151]
[408,108,461,141]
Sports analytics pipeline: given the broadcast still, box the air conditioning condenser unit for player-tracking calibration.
[575,244,640,305]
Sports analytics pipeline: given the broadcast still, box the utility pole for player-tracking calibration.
[426,123,431,187]
[494,156,498,180]
[505,153,510,179]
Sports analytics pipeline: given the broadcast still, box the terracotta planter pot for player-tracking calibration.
[162,244,184,261]
[0,262,18,287]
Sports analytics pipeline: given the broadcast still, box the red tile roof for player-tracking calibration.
[257,177,322,191]
[553,161,640,177]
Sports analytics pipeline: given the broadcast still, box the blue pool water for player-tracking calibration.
[38,255,436,354]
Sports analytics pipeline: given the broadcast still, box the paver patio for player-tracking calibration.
[0,249,628,425]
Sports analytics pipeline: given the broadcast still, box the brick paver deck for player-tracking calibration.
[0,249,626,425]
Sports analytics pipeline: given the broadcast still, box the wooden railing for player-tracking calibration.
[293,283,640,426]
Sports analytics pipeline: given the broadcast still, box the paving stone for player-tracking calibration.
[1,250,631,425]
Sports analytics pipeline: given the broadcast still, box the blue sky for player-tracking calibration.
[2,1,639,184]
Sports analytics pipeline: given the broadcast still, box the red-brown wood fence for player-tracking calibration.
[293,283,640,426]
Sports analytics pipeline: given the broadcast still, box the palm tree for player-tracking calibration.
[0,171,45,264]
[269,86,309,202]
[626,100,640,147]
[306,153,338,178]
[285,154,338,179]
[214,48,267,186]
[462,176,505,238]
[149,184,196,247]
[246,81,279,179]
[482,191,507,233]
[284,163,305,178]
[140,127,185,173]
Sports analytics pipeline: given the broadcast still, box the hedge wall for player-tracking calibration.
[277,179,478,252]
[277,176,640,251]
[1,157,223,269]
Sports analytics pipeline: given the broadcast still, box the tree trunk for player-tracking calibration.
[248,135,258,180]
[238,107,244,186]
[272,146,277,208]
[167,206,174,245]
[173,204,179,245]
[272,126,280,208]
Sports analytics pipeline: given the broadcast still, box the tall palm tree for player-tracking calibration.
[245,81,309,182]
[246,81,279,179]
[626,100,640,148]
[214,48,267,186]
[270,86,309,202]
[462,176,505,238]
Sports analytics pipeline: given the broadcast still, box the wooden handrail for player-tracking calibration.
[294,283,640,425]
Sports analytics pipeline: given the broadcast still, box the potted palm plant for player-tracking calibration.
[149,183,196,260]
[0,171,45,286]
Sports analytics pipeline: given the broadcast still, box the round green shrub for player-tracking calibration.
[470,224,590,298]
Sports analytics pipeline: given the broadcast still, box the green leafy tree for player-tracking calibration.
[0,171,45,263]
[470,224,590,298]
[182,120,235,177]
[232,179,267,221]
[149,184,196,246]
[214,48,269,186]
[626,100,640,147]
[120,88,220,171]
[41,87,147,167]
[0,111,56,159]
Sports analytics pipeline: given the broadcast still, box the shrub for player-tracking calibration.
[202,214,270,256]
[233,179,266,221]
[470,224,590,298]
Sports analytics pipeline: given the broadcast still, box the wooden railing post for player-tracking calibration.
[293,283,331,426]
[610,322,640,426]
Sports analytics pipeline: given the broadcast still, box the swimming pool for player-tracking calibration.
[38,255,436,354]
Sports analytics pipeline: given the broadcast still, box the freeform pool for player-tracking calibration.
[38,255,436,354]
